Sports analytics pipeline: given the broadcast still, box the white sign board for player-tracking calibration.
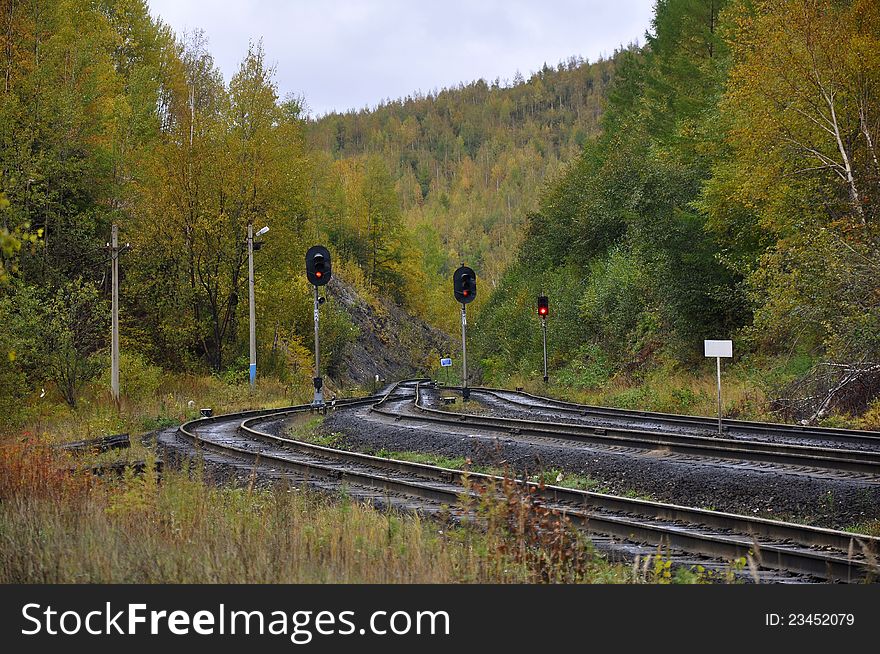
[704,340,733,358]
[440,358,453,367]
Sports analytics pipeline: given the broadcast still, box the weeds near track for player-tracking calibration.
[0,444,638,583]
[0,437,760,583]
[458,471,624,583]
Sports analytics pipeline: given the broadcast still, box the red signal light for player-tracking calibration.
[537,295,549,317]
[306,246,331,286]
[453,266,476,304]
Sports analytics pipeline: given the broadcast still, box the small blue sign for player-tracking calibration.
[440,358,453,367]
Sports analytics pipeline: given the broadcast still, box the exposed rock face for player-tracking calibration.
[326,277,451,387]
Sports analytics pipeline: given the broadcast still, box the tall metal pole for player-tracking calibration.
[461,303,469,400]
[313,284,324,406]
[542,317,548,383]
[247,224,256,389]
[111,224,120,406]
[716,356,723,436]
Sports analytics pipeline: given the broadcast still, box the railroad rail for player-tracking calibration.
[58,432,130,454]
[384,384,880,477]
[172,380,880,583]
[468,386,880,450]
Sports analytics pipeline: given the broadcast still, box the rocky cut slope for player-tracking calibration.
[325,277,451,387]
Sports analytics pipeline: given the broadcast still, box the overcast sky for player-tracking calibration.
[147,1,655,117]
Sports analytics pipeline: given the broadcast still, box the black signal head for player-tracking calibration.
[453,265,477,304]
[538,295,549,317]
[306,245,332,286]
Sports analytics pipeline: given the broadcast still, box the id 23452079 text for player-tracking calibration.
[765,613,854,627]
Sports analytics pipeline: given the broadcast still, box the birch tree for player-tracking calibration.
[724,0,880,227]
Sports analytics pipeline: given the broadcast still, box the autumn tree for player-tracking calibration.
[361,156,404,289]
[42,278,109,407]
[0,0,173,418]
[720,0,879,229]
[477,0,739,379]
[693,0,880,417]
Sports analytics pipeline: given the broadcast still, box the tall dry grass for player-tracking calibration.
[13,374,307,444]
[0,443,640,584]
[507,366,773,422]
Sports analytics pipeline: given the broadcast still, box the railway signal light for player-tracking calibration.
[453,265,477,400]
[306,245,332,410]
[538,294,549,383]
[306,245,332,286]
[453,265,477,304]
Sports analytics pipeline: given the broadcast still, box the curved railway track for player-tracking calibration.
[170,380,880,583]
[391,385,880,478]
[467,386,880,451]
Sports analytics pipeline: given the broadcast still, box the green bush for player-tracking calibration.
[217,355,250,386]
[99,352,164,403]
[556,345,613,389]
[0,353,30,428]
[579,248,655,359]
[669,387,708,413]
[605,386,651,410]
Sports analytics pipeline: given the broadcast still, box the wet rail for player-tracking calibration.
[388,385,880,477]
[467,386,880,450]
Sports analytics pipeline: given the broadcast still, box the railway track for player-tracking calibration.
[171,380,880,583]
[389,384,880,478]
[467,386,880,451]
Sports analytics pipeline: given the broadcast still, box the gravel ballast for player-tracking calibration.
[322,404,880,530]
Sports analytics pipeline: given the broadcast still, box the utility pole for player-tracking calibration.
[110,224,120,406]
[247,224,256,389]
[247,225,268,390]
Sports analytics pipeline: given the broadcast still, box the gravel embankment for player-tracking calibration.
[322,406,880,530]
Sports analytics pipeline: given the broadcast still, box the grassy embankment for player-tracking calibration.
[0,371,788,584]
[0,376,684,584]
[463,354,880,431]
[13,375,304,441]
[0,438,694,583]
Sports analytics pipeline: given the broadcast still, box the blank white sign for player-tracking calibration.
[704,340,733,358]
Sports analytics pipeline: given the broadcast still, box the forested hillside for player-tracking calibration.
[308,55,621,328]
[3,0,879,429]
[0,0,437,424]
[476,0,880,423]
[0,0,625,426]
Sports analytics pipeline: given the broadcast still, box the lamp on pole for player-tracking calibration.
[247,224,269,389]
